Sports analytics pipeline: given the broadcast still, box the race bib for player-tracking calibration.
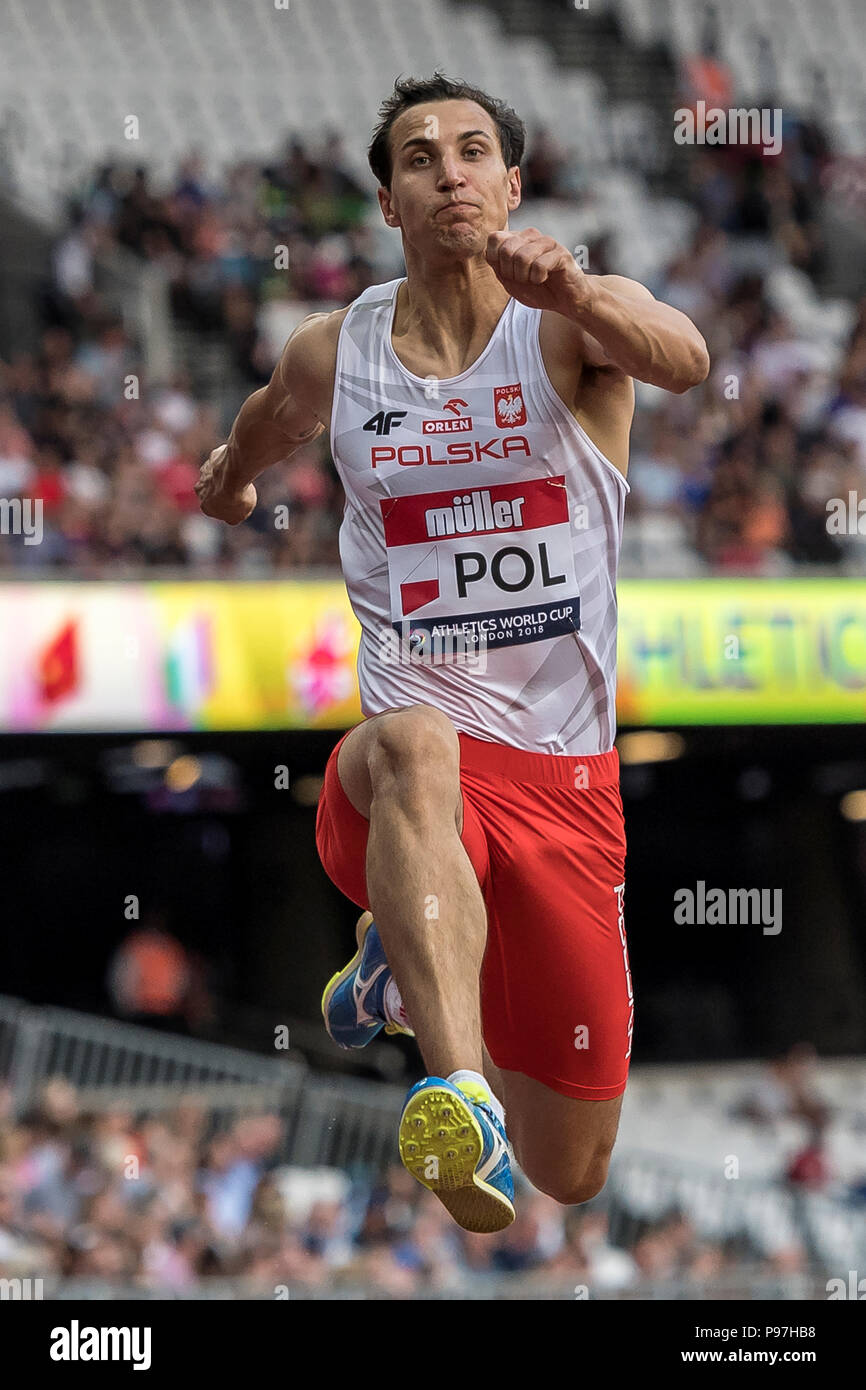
[380,475,581,651]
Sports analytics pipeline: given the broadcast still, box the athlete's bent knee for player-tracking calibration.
[523,1156,611,1208]
[369,704,460,775]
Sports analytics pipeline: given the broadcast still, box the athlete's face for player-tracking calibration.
[378,99,521,259]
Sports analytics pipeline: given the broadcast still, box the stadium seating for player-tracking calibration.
[0,0,639,214]
[611,0,866,154]
[3,0,865,209]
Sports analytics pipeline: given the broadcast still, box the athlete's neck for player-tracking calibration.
[393,254,511,379]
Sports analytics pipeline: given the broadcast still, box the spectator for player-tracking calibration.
[786,1111,832,1191]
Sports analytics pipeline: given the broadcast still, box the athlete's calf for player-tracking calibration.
[340,703,490,1082]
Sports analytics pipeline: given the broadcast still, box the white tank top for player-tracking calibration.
[329,277,629,755]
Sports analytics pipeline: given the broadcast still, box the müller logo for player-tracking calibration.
[424,489,526,538]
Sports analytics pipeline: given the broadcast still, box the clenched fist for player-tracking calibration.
[195,444,257,525]
[485,228,593,314]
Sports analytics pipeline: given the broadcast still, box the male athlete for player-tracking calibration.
[196,75,709,1235]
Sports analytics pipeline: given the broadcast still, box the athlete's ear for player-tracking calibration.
[377,185,401,230]
[506,165,521,213]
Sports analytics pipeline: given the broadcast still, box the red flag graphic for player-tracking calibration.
[400,578,440,615]
[38,619,79,705]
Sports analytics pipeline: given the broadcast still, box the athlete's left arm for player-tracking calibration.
[486,229,710,394]
[566,273,710,393]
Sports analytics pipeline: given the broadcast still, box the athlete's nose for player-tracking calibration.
[437,154,467,191]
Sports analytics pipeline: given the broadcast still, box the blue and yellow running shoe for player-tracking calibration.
[398,1076,515,1233]
[321,910,414,1049]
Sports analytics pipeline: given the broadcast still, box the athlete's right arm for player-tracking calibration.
[195,310,343,525]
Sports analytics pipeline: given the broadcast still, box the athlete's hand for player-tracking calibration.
[485,228,593,314]
[195,444,257,525]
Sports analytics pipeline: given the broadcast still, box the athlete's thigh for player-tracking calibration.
[479,777,631,1102]
[316,711,489,905]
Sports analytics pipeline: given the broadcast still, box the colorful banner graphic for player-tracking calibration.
[617,580,866,725]
[0,579,864,731]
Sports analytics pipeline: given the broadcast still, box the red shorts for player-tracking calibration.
[315,723,632,1101]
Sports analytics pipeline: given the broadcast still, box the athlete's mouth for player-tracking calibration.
[437,201,480,214]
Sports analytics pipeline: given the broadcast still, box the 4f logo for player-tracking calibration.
[364,410,407,436]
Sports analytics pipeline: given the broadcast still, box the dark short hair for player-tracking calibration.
[368,72,525,188]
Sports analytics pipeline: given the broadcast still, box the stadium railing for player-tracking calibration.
[0,994,302,1117]
[0,994,404,1172]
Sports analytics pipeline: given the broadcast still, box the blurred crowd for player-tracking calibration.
[0,114,865,576]
[0,1071,859,1297]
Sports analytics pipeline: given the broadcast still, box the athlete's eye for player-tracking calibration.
[411,154,431,167]
[464,146,485,157]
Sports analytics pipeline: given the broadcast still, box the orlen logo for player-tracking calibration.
[423,398,472,434]
[494,383,526,428]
